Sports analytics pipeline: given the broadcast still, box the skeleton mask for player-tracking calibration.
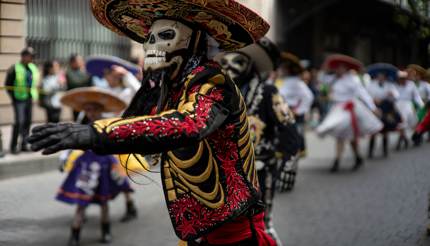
[143,19,193,79]
[219,52,253,86]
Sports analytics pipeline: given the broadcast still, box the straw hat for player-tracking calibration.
[280,52,304,75]
[61,87,127,113]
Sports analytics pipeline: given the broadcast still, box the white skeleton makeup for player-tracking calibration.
[220,52,252,82]
[143,19,193,79]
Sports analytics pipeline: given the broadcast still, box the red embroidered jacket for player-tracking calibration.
[93,63,260,241]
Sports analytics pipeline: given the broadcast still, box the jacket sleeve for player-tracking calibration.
[93,79,231,155]
[412,84,424,108]
[295,81,314,115]
[355,79,376,111]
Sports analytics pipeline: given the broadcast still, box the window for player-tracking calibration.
[26,0,131,62]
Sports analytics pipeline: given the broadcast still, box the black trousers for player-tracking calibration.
[257,158,278,227]
[10,99,32,151]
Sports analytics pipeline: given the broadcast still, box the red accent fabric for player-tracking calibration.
[344,101,359,139]
[417,111,430,133]
[108,87,224,141]
[204,213,276,245]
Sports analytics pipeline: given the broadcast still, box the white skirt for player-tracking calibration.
[395,100,417,129]
[316,99,383,140]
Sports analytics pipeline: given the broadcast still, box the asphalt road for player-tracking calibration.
[1,133,430,246]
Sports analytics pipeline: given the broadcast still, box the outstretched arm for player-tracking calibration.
[29,79,230,155]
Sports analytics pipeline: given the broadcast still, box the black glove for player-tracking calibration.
[28,123,99,155]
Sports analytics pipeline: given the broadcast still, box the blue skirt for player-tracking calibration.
[56,151,133,206]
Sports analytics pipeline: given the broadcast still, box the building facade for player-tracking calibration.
[276,0,430,67]
[0,0,132,125]
[0,0,27,124]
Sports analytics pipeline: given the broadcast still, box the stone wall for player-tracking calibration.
[0,0,26,125]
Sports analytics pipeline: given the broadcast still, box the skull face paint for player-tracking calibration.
[143,19,193,79]
[219,52,251,81]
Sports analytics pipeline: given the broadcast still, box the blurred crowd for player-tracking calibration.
[2,47,430,166]
[0,48,144,157]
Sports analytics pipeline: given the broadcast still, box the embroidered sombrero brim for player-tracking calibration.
[61,87,127,113]
[91,0,270,51]
[86,55,141,78]
[367,63,399,81]
[323,54,363,72]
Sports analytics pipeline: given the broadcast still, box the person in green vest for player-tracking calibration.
[5,47,40,154]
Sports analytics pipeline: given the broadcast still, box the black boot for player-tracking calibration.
[68,227,80,246]
[382,136,388,158]
[412,132,422,146]
[352,156,364,171]
[368,137,375,159]
[120,201,138,223]
[330,159,339,173]
[396,136,402,151]
[100,223,112,244]
[404,137,409,150]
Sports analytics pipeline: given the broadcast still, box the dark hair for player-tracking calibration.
[43,60,55,77]
[69,53,80,64]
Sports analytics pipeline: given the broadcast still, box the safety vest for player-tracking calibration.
[14,62,39,101]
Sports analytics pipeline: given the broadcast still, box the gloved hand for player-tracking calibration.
[28,123,99,155]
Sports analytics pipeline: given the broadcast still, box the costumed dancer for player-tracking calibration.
[366,63,401,158]
[218,38,300,245]
[407,64,430,107]
[277,52,314,157]
[407,64,430,143]
[87,55,142,103]
[412,110,430,145]
[395,70,424,150]
[85,56,143,222]
[29,1,277,245]
[316,54,382,172]
[56,87,133,245]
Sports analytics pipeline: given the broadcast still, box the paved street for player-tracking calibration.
[1,132,430,246]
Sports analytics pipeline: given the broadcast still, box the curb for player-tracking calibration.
[0,154,59,180]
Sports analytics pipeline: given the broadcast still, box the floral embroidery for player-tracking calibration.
[108,87,224,141]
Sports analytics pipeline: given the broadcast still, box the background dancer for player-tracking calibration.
[366,63,401,158]
[277,52,314,157]
[316,54,382,172]
[395,70,424,150]
[56,87,132,245]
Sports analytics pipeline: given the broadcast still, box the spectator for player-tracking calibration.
[39,60,66,123]
[65,54,91,120]
[5,47,40,154]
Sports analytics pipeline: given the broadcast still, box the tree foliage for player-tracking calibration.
[394,0,430,39]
